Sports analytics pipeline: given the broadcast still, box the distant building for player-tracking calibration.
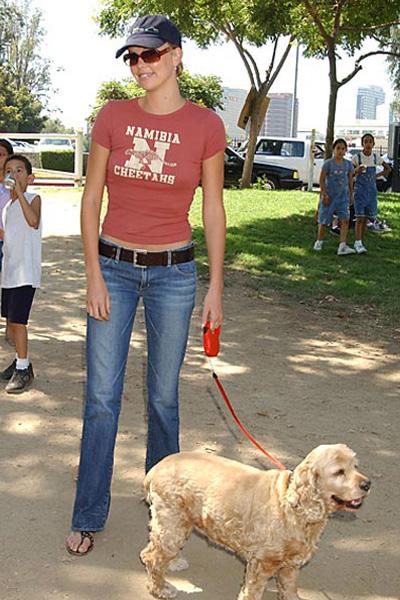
[217,88,299,144]
[216,87,249,143]
[335,121,389,152]
[356,86,385,120]
[260,93,298,137]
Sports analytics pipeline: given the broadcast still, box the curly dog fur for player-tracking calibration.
[140,444,370,599]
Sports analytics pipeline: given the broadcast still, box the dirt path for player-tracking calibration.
[0,195,399,600]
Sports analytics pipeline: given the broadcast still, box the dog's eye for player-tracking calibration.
[334,469,345,476]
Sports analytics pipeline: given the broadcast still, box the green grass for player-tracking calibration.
[39,186,400,322]
[190,188,400,323]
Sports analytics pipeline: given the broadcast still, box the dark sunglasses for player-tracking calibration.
[123,46,172,66]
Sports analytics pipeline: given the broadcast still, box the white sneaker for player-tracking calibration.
[354,241,367,254]
[337,243,356,256]
[313,240,323,251]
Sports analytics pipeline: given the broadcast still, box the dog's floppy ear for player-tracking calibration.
[286,459,326,523]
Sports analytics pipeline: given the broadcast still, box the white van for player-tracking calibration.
[239,136,325,185]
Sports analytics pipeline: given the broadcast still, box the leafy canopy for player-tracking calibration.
[87,71,223,124]
[98,0,293,46]
[0,0,51,132]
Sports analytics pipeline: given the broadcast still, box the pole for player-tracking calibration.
[74,129,84,187]
[291,43,300,138]
[307,128,316,191]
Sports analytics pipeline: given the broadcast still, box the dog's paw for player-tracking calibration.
[149,581,178,599]
[168,556,189,572]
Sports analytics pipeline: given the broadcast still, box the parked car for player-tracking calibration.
[224,146,303,190]
[2,137,36,153]
[238,136,325,185]
[36,138,74,151]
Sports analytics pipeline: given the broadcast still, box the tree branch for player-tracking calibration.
[265,36,279,84]
[338,49,400,87]
[243,48,262,89]
[302,0,333,45]
[341,19,400,33]
[265,35,294,92]
[333,0,347,37]
[222,22,257,89]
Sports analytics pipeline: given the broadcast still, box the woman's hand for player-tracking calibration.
[86,272,110,320]
[202,286,223,330]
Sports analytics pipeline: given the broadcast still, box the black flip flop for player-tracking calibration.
[66,531,94,556]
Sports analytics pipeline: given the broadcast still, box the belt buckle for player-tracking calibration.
[132,249,147,268]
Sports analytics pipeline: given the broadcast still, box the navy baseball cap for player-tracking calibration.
[115,15,182,58]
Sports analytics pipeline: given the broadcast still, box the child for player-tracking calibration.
[0,139,15,346]
[0,155,41,393]
[0,139,14,265]
[352,133,391,254]
[314,138,355,256]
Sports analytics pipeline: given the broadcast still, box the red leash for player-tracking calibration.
[203,323,286,471]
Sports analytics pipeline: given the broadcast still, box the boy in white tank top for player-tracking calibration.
[0,155,42,393]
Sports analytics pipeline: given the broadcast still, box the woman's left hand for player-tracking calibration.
[202,287,223,330]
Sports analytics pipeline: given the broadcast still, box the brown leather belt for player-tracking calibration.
[99,240,194,267]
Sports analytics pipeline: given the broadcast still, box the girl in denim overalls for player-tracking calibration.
[352,133,391,254]
[314,138,355,255]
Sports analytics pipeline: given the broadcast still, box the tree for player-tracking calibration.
[384,26,400,121]
[178,71,223,111]
[97,0,294,188]
[0,69,46,132]
[87,72,223,125]
[41,118,75,134]
[0,0,51,132]
[384,26,400,90]
[290,1,400,156]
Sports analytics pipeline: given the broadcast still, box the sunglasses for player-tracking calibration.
[123,46,172,66]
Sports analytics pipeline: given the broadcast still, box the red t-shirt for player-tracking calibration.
[91,98,226,244]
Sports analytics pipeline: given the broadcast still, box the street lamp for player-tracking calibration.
[291,43,300,138]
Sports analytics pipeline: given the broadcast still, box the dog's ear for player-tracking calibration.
[286,460,326,523]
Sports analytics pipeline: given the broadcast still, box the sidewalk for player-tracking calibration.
[0,192,399,600]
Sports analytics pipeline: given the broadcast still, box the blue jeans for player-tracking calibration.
[71,240,196,531]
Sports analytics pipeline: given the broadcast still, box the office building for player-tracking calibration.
[260,93,298,137]
[356,85,385,120]
[217,87,249,143]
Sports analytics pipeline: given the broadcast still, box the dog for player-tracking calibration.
[140,444,370,599]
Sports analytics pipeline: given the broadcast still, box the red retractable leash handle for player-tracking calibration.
[203,322,286,471]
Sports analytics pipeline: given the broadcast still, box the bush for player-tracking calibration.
[40,150,74,172]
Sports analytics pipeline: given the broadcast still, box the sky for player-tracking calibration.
[33,0,395,134]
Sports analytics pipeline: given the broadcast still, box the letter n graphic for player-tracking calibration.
[125,138,170,174]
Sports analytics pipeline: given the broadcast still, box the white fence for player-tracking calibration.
[0,131,84,187]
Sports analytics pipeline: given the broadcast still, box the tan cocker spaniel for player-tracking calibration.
[140,444,370,600]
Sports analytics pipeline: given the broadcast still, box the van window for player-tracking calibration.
[257,139,281,155]
[281,141,304,157]
[256,139,305,157]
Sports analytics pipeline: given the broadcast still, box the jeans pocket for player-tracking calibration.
[173,260,196,277]
[99,254,116,268]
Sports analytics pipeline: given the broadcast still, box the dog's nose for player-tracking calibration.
[360,479,371,492]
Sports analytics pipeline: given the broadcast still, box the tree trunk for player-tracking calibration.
[325,46,339,159]
[239,90,269,189]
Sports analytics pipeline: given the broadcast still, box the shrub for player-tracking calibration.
[40,150,74,172]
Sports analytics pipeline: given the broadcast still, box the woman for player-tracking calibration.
[66,14,226,555]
